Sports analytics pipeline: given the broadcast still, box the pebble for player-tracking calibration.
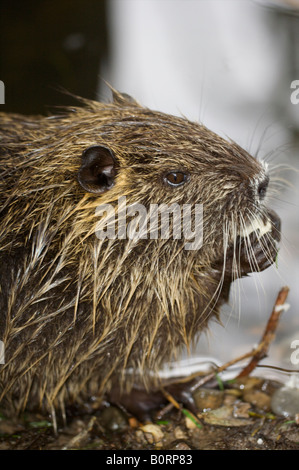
[100,406,128,432]
[243,389,271,411]
[201,405,252,427]
[271,386,299,419]
[233,401,251,419]
[170,441,192,450]
[137,424,164,446]
[234,377,263,391]
[174,426,188,440]
[223,390,242,406]
[193,388,223,411]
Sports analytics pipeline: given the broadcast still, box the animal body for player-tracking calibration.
[0,90,280,418]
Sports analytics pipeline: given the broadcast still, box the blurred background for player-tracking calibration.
[0,0,298,380]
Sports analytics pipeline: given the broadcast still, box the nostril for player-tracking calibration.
[257,176,269,201]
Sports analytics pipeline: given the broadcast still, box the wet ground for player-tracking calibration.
[1,375,298,450]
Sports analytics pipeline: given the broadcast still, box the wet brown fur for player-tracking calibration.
[0,90,280,417]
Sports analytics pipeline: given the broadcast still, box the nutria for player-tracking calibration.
[0,89,281,421]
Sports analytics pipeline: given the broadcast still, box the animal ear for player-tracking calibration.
[78,145,117,194]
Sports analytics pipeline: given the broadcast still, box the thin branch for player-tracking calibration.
[160,286,290,415]
[237,286,290,378]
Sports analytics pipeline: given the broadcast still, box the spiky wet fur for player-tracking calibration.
[0,90,280,417]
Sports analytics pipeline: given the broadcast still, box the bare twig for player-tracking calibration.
[160,286,290,416]
[237,286,290,378]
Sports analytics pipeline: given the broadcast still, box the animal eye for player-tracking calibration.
[257,176,269,201]
[164,172,188,187]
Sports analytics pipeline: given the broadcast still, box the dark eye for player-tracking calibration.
[257,176,269,201]
[164,172,189,187]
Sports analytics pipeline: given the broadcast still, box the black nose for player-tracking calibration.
[257,176,269,201]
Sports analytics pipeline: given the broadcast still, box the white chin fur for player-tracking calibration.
[238,217,272,238]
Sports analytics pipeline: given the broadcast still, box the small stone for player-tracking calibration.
[233,401,251,418]
[261,379,282,396]
[174,426,188,440]
[185,416,197,430]
[202,405,252,427]
[223,394,236,406]
[193,388,224,411]
[234,377,263,391]
[100,406,128,432]
[223,390,242,406]
[271,386,299,419]
[171,441,192,450]
[225,389,242,397]
[140,424,164,445]
[128,417,139,428]
[243,390,271,411]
